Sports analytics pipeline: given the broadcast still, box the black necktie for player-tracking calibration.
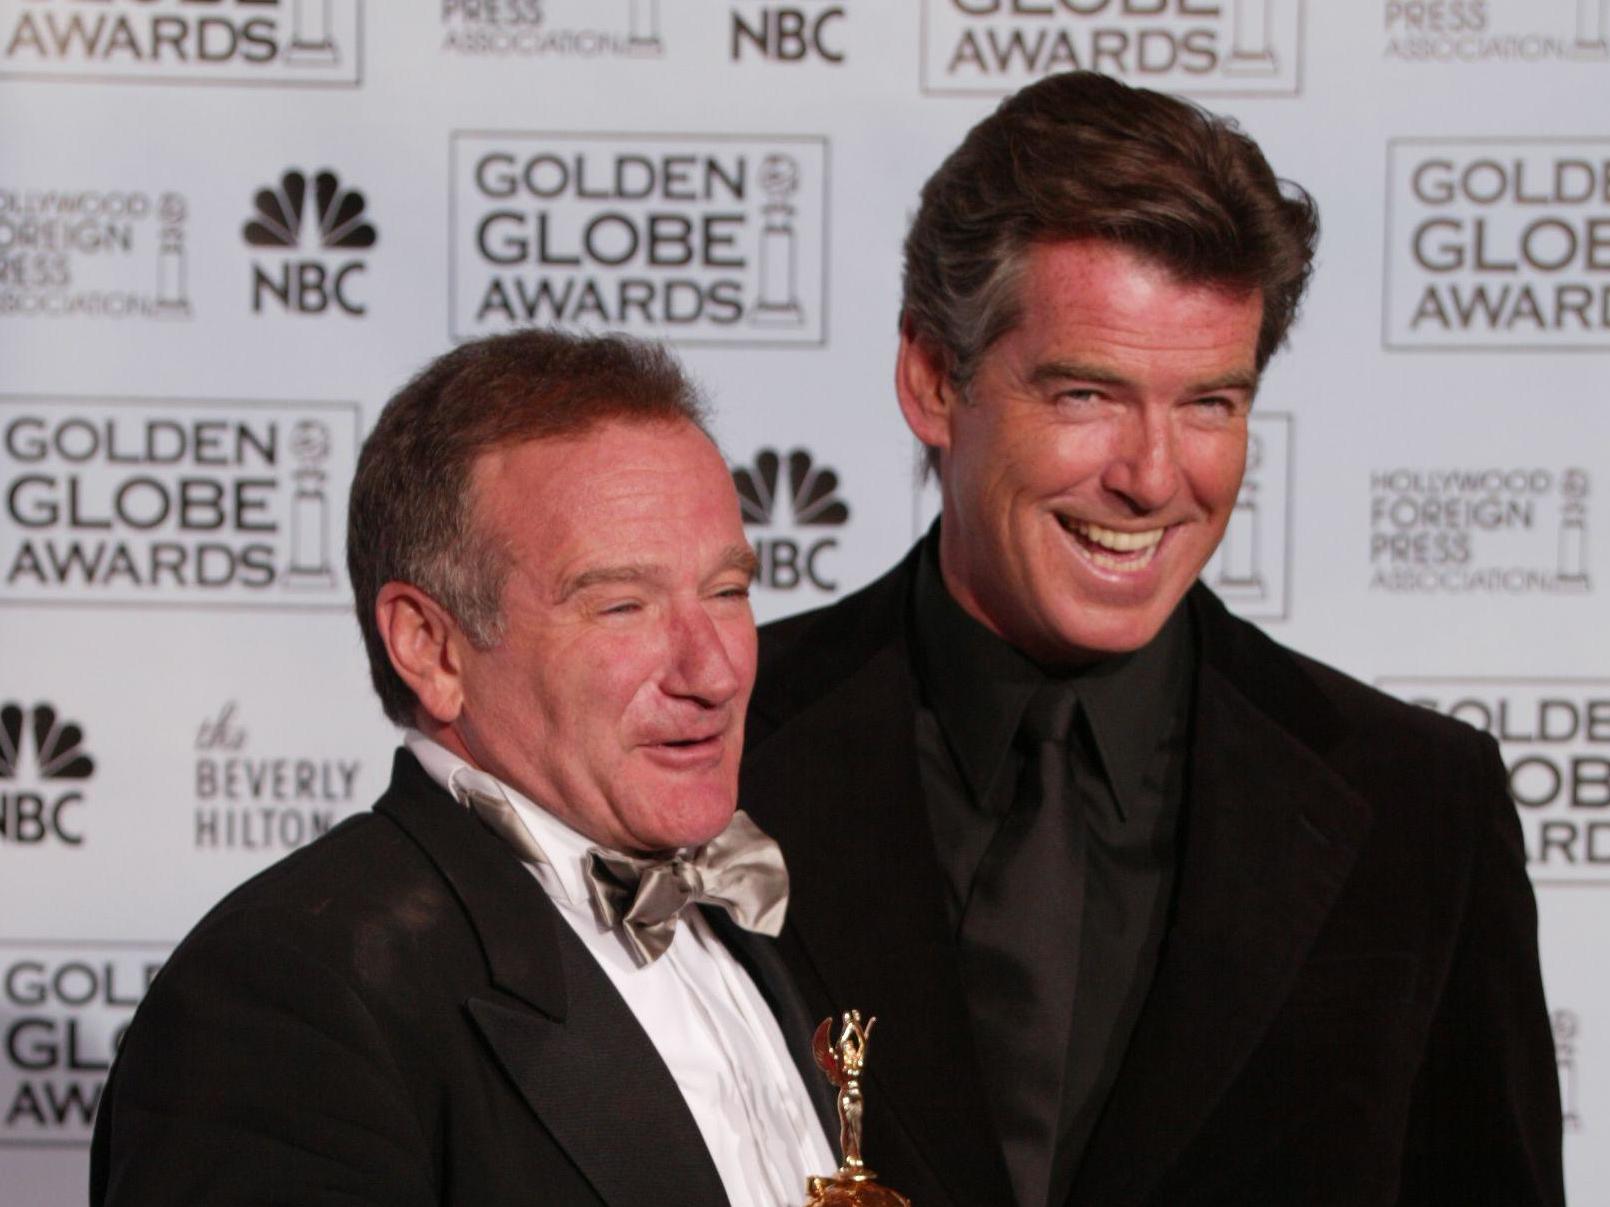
[957,686,1088,1207]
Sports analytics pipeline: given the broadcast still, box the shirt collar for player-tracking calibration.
[912,537,1042,809]
[402,730,598,912]
[910,527,1194,821]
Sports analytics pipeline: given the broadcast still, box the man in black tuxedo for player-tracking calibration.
[742,72,1563,1206]
[91,331,836,1206]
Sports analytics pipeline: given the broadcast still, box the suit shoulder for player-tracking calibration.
[164,806,471,996]
[1197,587,1486,758]
[757,594,845,662]
[1204,609,1507,893]
[207,808,424,916]
[753,555,914,725]
[1207,605,1496,802]
[1285,643,1490,758]
[758,591,874,672]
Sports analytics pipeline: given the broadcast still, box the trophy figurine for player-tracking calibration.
[804,1011,912,1206]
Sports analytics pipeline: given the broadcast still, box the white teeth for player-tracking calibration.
[1085,547,1151,571]
[1067,520,1165,553]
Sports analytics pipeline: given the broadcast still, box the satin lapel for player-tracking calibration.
[467,926,729,1207]
[374,752,565,1019]
[744,640,1015,1207]
[376,753,729,1207]
[1070,610,1373,1205]
[702,905,840,1151]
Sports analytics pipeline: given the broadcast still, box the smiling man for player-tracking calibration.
[742,72,1562,1207]
[91,331,835,1207]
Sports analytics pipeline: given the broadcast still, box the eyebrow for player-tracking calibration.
[723,544,762,583]
[557,544,760,602]
[1029,360,1261,397]
[559,563,660,602]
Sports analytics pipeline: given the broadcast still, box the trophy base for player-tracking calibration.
[285,40,340,67]
[1223,49,1278,77]
[750,301,804,328]
[1212,574,1266,603]
[805,1173,912,1207]
[283,568,337,591]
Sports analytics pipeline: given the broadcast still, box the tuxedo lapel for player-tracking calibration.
[1070,592,1373,1205]
[467,939,729,1207]
[746,636,1015,1207]
[375,754,729,1207]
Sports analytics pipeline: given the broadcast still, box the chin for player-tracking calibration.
[1041,606,1173,662]
[634,791,736,853]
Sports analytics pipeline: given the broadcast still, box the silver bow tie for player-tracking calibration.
[585,810,789,967]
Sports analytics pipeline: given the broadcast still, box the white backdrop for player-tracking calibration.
[2,2,1606,1202]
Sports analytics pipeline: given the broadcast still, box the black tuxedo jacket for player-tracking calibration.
[742,548,1564,1207]
[91,750,834,1207]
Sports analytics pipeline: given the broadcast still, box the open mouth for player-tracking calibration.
[1057,517,1166,571]
[650,731,725,754]
[643,732,727,771]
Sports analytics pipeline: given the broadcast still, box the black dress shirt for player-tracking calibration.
[910,535,1194,1205]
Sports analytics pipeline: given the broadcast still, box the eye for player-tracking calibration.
[1050,388,1111,419]
[1189,394,1246,421]
[598,599,643,617]
[712,583,752,601]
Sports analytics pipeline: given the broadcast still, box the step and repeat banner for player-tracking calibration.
[2,2,1607,1202]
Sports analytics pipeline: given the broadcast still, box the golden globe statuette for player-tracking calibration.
[804,1011,912,1207]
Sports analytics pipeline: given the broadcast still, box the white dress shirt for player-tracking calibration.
[404,732,836,1207]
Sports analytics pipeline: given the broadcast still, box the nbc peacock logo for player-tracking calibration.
[244,168,377,317]
[734,448,849,528]
[0,701,95,846]
[732,447,849,593]
[244,170,377,252]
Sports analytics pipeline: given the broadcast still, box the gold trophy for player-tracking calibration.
[804,1011,912,1207]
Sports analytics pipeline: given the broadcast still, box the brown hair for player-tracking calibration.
[902,70,1319,393]
[347,329,708,726]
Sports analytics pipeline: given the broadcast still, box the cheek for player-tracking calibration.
[1184,437,1247,508]
[560,643,659,734]
[606,671,661,730]
[462,653,539,730]
[952,401,1035,478]
[729,624,759,692]
[974,427,1073,506]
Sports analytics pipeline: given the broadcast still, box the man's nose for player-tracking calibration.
[663,604,744,706]
[1100,409,1180,512]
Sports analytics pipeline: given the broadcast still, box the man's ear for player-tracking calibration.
[895,323,959,456]
[374,582,467,726]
